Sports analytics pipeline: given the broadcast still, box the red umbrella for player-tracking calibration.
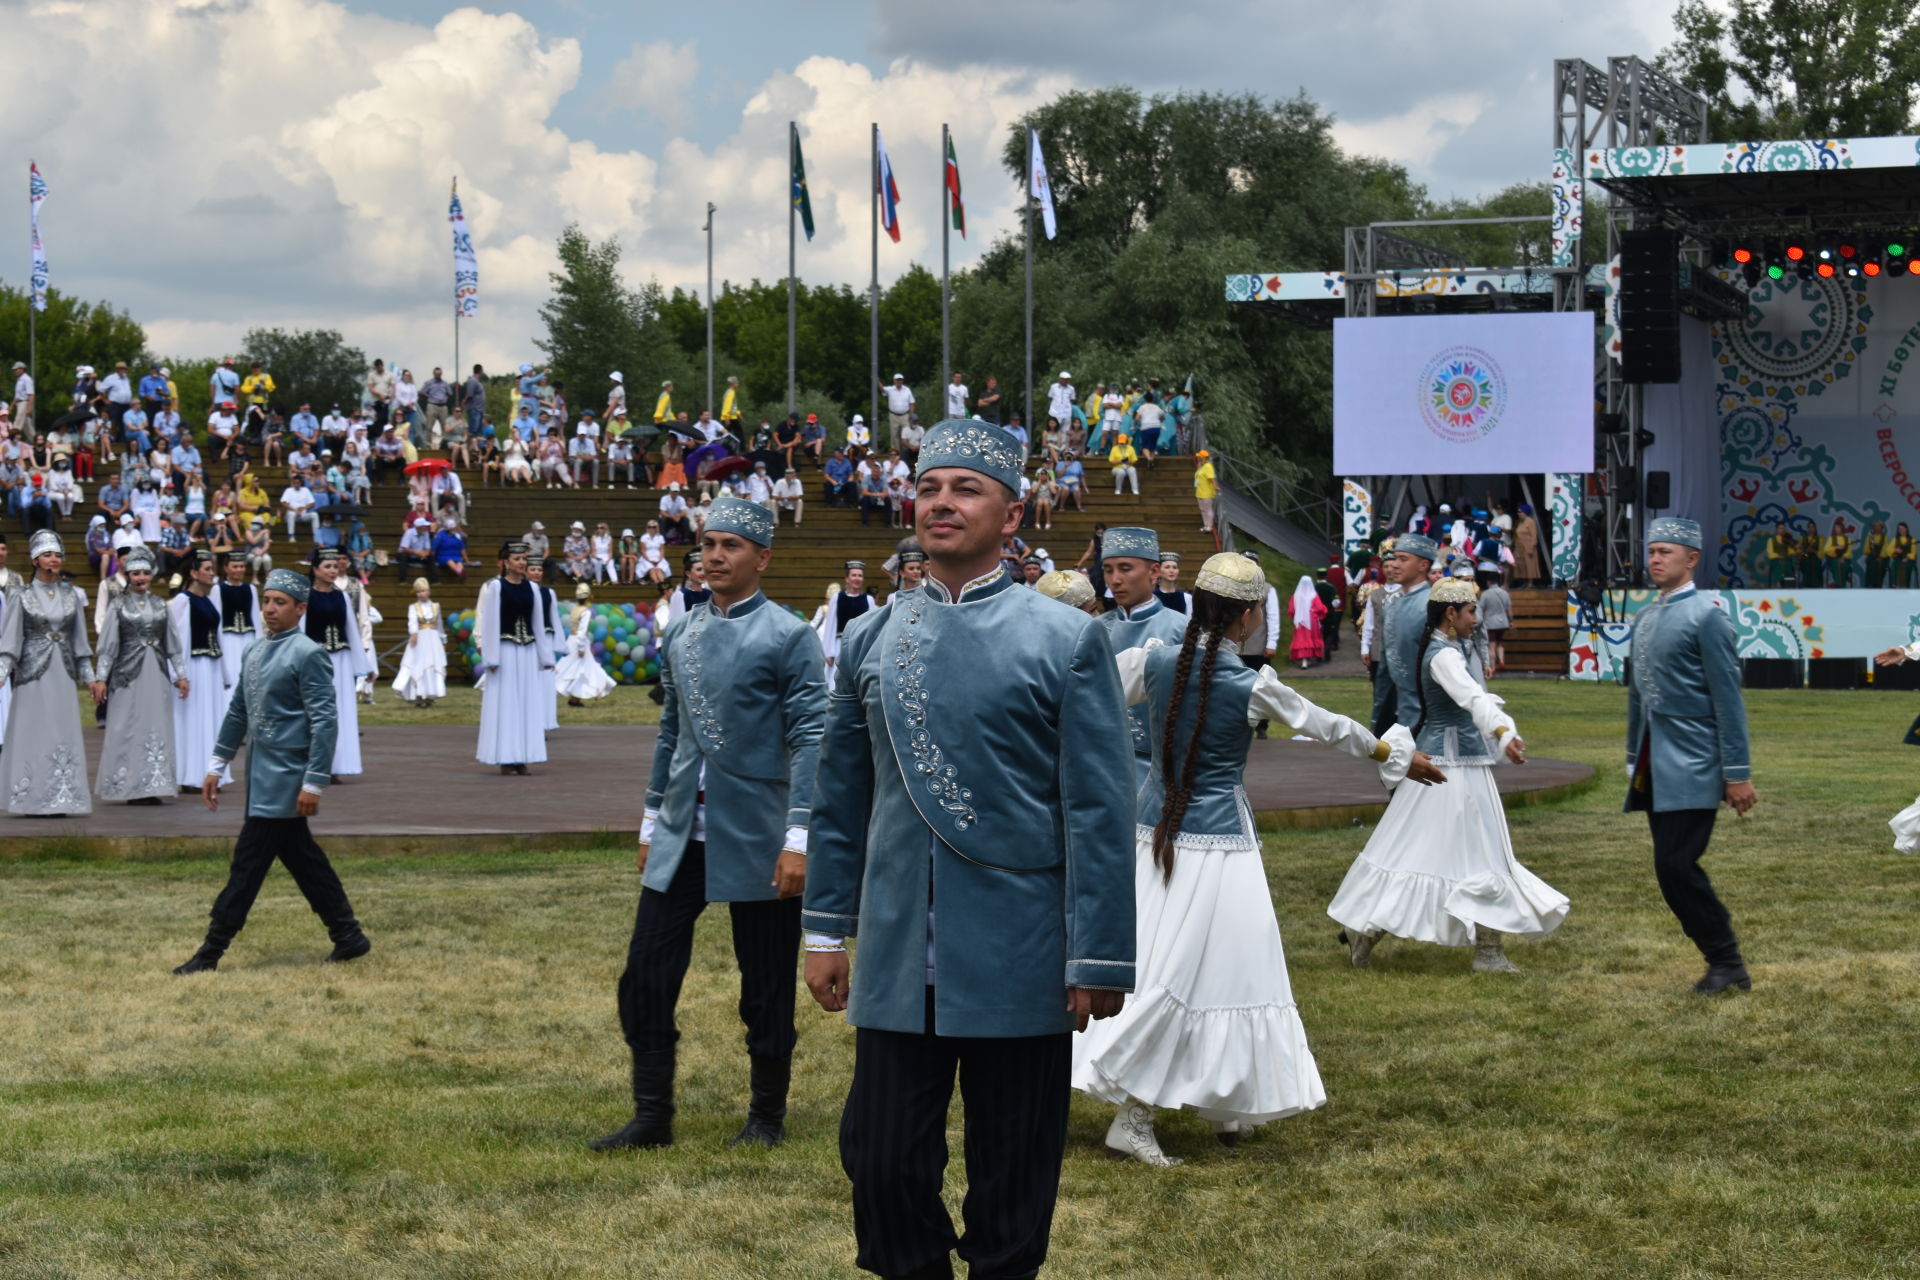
[404,457,452,475]
[705,456,752,481]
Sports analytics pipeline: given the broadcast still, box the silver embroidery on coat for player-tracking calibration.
[43,744,84,811]
[681,612,724,749]
[894,596,978,830]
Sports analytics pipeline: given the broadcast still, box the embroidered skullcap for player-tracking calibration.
[682,548,703,566]
[309,546,344,566]
[1395,532,1440,563]
[844,559,867,571]
[1430,577,1480,605]
[188,549,216,568]
[1648,516,1703,550]
[122,546,157,574]
[1035,569,1095,609]
[574,582,593,600]
[28,529,64,560]
[264,568,310,603]
[1195,551,1267,602]
[412,577,431,593]
[501,539,530,558]
[915,418,1023,494]
[1102,526,1160,563]
[1159,550,1182,563]
[224,550,248,564]
[1022,554,1044,566]
[703,495,775,547]
[898,549,926,565]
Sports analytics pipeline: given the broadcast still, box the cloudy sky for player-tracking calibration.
[3,0,1681,373]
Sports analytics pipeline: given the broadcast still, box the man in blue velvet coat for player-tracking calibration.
[803,419,1136,1280]
[593,496,827,1153]
[172,568,370,974]
[1373,532,1437,736]
[1626,517,1758,995]
[1096,525,1187,789]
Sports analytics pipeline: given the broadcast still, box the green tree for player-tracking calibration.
[240,327,367,418]
[1660,0,1920,138]
[0,280,148,419]
[536,225,692,417]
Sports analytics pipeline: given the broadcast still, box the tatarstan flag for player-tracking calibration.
[945,134,965,238]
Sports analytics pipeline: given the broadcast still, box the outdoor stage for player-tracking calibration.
[2,725,1596,856]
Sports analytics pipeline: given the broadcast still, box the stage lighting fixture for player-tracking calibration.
[1908,258,1920,276]
[1767,262,1786,280]
[1838,241,1859,260]
[1817,260,1837,278]
[1742,259,1763,287]
[1732,245,1755,264]
[1785,242,1808,262]
[1816,232,1839,262]
[1864,259,1884,277]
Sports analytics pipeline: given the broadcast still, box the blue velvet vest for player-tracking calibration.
[1416,634,1495,764]
[1134,639,1259,846]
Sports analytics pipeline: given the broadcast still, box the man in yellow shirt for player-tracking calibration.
[241,363,276,409]
[1193,449,1219,532]
[1108,433,1139,494]
[653,381,674,425]
[719,375,742,432]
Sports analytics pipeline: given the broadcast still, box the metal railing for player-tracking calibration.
[1190,415,1339,545]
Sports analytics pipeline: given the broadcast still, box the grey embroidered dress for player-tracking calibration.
[94,589,184,802]
[0,578,99,815]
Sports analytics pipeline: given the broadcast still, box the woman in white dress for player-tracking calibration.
[1074,552,1433,1166]
[475,540,553,774]
[215,550,264,685]
[501,432,534,485]
[94,547,187,805]
[555,583,616,706]
[303,548,376,778]
[170,550,232,790]
[589,523,616,585]
[1328,576,1569,972]
[392,578,448,707]
[1873,639,1920,851]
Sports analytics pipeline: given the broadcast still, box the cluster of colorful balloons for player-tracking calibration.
[442,600,661,686]
[573,599,661,685]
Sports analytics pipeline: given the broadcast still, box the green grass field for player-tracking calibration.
[5,680,1919,1278]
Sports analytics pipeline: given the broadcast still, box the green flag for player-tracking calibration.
[791,126,815,242]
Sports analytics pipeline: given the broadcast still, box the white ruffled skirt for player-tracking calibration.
[1891,795,1920,853]
[1072,828,1326,1125]
[1326,763,1568,945]
[393,630,448,700]
[326,649,364,776]
[476,642,548,765]
[555,644,615,700]
[174,654,232,788]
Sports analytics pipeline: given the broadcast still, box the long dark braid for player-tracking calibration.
[1409,598,1453,738]
[1151,591,1241,882]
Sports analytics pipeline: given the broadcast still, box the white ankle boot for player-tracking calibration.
[1104,1101,1182,1167]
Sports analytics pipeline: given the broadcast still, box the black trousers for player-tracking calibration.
[1647,807,1738,959]
[208,815,357,942]
[616,840,801,1059]
[841,990,1070,1279]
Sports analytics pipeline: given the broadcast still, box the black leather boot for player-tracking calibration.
[591,1049,675,1150]
[727,1054,791,1149]
[1693,935,1751,994]
[324,917,372,964]
[172,925,235,975]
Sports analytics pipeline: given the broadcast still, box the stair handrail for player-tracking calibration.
[1190,415,1339,545]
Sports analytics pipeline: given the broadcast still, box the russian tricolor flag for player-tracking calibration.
[876,128,902,243]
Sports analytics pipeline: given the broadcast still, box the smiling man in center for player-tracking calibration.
[803,418,1137,1280]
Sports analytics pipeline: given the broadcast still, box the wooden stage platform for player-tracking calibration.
[0,726,1596,857]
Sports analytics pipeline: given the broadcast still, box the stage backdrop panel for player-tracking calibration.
[1565,587,1920,681]
[1333,313,1596,477]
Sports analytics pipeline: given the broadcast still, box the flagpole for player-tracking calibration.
[787,122,797,418]
[704,203,716,414]
[27,163,37,432]
[941,122,951,401]
[870,122,880,448]
[452,178,460,393]
[1024,131,1034,444]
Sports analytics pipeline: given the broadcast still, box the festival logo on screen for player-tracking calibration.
[1418,346,1509,444]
